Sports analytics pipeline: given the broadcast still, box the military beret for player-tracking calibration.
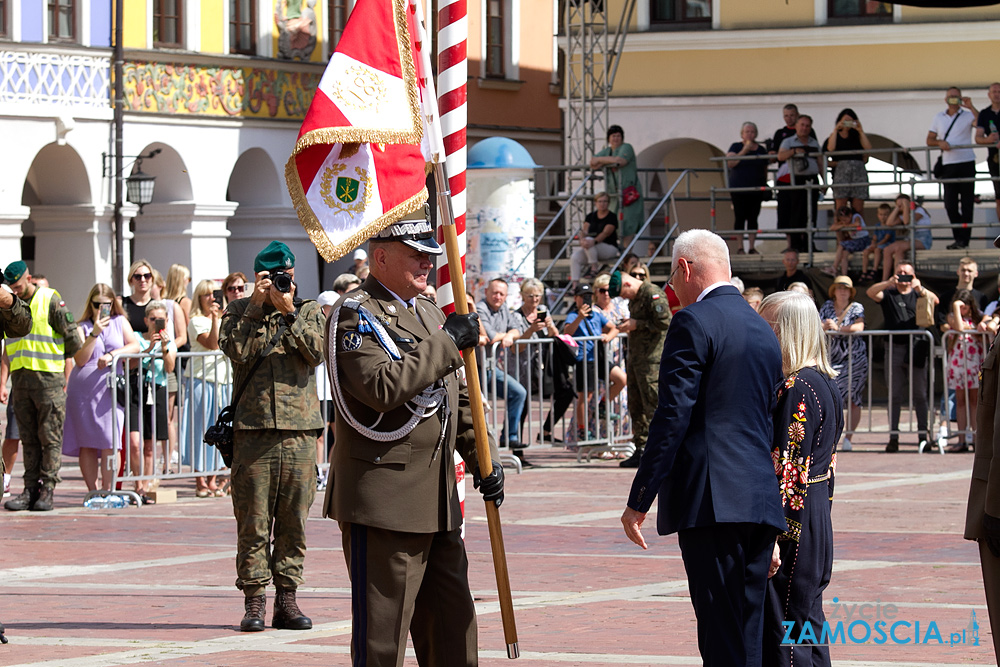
[608,270,622,298]
[4,261,27,284]
[254,241,295,274]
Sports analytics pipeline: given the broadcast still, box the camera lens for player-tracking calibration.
[272,272,293,293]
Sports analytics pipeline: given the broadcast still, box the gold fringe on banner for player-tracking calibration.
[285,155,428,262]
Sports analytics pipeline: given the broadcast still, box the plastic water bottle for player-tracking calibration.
[106,495,128,508]
[937,424,949,450]
[83,496,109,509]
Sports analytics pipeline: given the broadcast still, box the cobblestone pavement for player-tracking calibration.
[1,434,994,666]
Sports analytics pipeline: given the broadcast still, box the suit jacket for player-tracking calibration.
[965,338,1000,539]
[626,285,787,535]
[322,277,497,534]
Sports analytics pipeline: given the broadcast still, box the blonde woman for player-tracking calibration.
[758,291,843,667]
[181,280,231,496]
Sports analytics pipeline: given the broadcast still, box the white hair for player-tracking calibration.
[730,276,745,293]
[671,229,731,276]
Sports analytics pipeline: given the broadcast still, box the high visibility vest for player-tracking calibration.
[7,286,64,373]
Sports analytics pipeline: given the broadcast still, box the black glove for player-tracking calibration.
[983,512,1000,558]
[473,463,504,508]
[442,312,480,350]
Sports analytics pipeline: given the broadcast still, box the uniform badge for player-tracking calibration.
[378,314,391,325]
[387,304,397,315]
[342,330,362,351]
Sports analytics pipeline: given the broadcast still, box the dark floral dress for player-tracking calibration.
[764,367,844,667]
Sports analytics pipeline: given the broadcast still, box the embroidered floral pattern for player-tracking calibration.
[772,372,820,542]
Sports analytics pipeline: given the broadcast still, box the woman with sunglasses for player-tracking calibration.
[570,192,620,283]
[63,284,140,494]
[221,272,248,307]
[629,263,649,283]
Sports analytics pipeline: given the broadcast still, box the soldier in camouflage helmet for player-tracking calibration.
[609,269,670,468]
[3,261,80,512]
[219,241,326,633]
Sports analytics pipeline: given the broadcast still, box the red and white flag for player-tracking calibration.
[285,0,431,262]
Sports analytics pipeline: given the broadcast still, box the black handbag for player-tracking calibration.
[204,319,288,467]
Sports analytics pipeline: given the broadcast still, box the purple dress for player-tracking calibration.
[63,316,126,455]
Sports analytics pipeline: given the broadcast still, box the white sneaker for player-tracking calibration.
[840,438,852,452]
[2,483,10,498]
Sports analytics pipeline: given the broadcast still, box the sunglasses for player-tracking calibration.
[597,288,609,294]
[132,272,153,281]
[226,285,245,293]
[91,301,112,309]
[630,272,647,279]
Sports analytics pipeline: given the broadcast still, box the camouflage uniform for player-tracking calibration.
[10,288,80,489]
[626,281,670,454]
[220,296,325,598]
[0,294,32,478]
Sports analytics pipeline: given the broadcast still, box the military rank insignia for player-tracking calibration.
[342,330,362,351]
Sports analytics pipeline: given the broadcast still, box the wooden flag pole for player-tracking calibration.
[433,164,520,659]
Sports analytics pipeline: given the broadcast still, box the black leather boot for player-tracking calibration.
[240,594,266,632]
[31,486,54,512]
[0,620,8,644]
[4,486,39,511]
[272,587,312,630]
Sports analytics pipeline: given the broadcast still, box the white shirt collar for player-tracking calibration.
[697,282,731,303]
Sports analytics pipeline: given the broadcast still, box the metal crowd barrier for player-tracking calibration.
[481,334,634,465]
[939,328,991,449]
[825,329,939,450]
[96,350,333,502]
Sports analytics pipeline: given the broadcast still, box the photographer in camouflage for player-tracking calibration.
[219,241,326,632]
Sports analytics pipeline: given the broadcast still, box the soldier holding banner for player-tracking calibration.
[323,211,503,666]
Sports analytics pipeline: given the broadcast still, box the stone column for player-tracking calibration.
[132,202,237,288]
[30,204,114,312]
[0,206,28,270]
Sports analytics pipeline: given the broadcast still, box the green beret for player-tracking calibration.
[608,270,622,298]
[254,241,295,274]
[4,261,27,284]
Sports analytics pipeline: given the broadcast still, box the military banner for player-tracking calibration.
[285,0,430,262]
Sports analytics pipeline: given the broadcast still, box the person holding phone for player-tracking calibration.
[563,284,623,444]
[181,280,231,496]
[128,301,176,501]
[823,108,872,215]
[928,86,979,249]
[63,284,140,495]
[866,264,938,452]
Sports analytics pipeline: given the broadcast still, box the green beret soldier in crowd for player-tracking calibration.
[219,241,326,632]
[609,269,670,469]
[323,210,504,666]
[3,261,80,512]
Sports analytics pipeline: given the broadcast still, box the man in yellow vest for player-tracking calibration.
[3,261,81,512]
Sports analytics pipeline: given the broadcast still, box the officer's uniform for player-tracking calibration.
[219,241,325,630]
[324,230,499,666]
[4,278,80,509]
[0,292,32,480]
[964,286,1000,661]
[623,280,670,456]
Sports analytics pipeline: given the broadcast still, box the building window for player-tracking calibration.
[328,0,349,50]
[829,0,891,19]
[485,0,504,77]
[230,0,256,54]
[650,0,711,24]
[48,0,77,42]
[153,0,183,48]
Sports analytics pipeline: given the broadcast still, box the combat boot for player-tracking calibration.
[240,594,266,632]
[4,486,39,511]
[272,587,312,630]
[31,486,54,511]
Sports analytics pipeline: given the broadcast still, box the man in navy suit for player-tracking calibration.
[621,229,786,667]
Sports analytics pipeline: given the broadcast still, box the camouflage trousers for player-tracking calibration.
[232,429,317,598]
[13,377,66,489]
[626,362,658,454]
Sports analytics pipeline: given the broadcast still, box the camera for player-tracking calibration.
[271,270,293,293]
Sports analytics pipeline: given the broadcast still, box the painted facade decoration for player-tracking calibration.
[275,0,318,60]
[122,62,320,119]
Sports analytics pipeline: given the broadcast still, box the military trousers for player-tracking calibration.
[13,371,66,489]
[232,429,316,598]
[340,522,478,667]
[626,360,658,453]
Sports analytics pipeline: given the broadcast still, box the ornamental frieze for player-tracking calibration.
[123,61,321,119]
